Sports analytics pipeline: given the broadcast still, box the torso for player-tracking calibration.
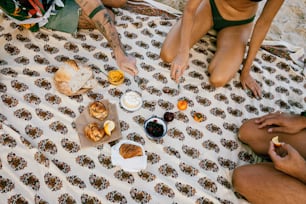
[214,0,259,20]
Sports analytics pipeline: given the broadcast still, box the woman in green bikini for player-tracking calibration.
[160,0,284,99]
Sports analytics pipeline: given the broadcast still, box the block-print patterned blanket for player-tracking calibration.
[0,1,305,203]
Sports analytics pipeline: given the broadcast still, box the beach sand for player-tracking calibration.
[156,0,306,50]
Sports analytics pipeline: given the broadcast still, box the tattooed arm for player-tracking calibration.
[74,0,138,76]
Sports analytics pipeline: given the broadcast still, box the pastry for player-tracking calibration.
[53,59,96,96]
[84,122,105,142]
[89,101,108,121]
[119,143,143,159]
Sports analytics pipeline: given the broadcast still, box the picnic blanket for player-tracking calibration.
[0,1,305,203]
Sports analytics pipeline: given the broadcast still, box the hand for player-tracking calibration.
[255,112,305,134]
[240,70,261,99]
[268,141,306,182]
[117,55,138,76]
[170,52,189,83]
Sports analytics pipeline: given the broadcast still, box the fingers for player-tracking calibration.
[240,73,261,99]
[120,57,138,76]
[268,141,277,158]
[124,68,136,76]
[269,141,288,161]
[251,84,261,100]
[280,143,295,154]
[241,81,247,91]
[255,112,282,125]
[257,118,279,129]
[121,65,137,76]
[243,81,261,99]
[175,70,182,83]
[170,65,177,81]
[267,126,286,133]
[170,65,183,83]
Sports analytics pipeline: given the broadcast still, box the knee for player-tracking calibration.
[238,119,270,155]
[238,119,253,144]
[209,74,229,88]
[160,48,173,63]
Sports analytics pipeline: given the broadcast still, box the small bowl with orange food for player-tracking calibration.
[108,70,125,85]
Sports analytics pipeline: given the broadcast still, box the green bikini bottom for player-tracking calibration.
[209,0,255,31]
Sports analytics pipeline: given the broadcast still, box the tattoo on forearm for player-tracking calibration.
[94,20,120,51]
[104,13,112,25]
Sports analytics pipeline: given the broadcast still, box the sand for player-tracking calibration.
[155,0,306,50]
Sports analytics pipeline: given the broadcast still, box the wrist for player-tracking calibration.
[113,44,126,56]
[242,62,251,72]
[240,68,250,76]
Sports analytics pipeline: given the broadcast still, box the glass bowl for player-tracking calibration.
[120,90,142,112]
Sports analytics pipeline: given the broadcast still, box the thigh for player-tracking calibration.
[160,0,213,62]
[101,0,126,8]
[208,23,253,78]
[239,118,306,158]
[233,163,306,204]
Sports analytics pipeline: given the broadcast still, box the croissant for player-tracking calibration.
[119,143,143,159]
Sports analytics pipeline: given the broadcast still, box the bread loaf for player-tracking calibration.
[119,143,143,159]
[54,59,96,96]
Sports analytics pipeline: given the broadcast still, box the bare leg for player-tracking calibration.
[160,0,213,63]
[238,118,306,158]
[208,23,253,87]
[232,163,306,204]
[101,0,127,8]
